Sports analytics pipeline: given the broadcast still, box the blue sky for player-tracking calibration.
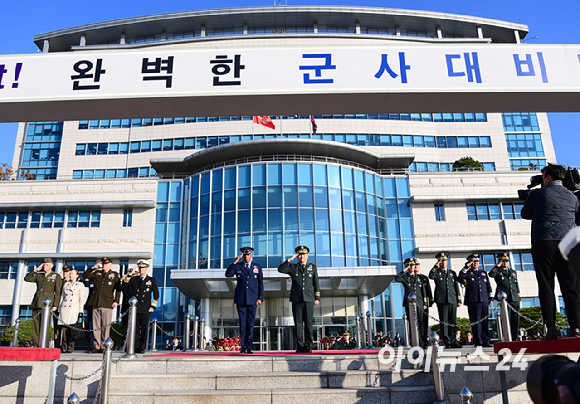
[0,0,578,167]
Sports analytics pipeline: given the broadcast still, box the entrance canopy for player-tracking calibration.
[1,44,580,122]
[171,267,397,300]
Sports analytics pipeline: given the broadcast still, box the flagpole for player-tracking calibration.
[279,115,283,138]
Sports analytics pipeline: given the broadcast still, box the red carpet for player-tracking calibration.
[0,347,61,361]
[146,349,382,357]
[494,336,580,354]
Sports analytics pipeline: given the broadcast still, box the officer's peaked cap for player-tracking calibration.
[295,245,310,254]
[466,253,480,262]
[435,253,448,261]
[240,246,254,255]
[496,252,510,261]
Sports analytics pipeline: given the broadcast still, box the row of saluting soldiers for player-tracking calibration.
[395,252,520,349]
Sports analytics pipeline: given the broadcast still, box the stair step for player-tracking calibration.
[108,386,435,404]
[110,370,433,391]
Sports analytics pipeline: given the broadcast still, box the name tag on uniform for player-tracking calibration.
[253,268,259,273]
[309,273,312,277]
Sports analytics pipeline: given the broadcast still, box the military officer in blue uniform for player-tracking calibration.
[395,258,431,347]
[414,258,433,347]
[459,253,493,347]
[226,247,264,354]
[489,252,521,340]
[278,245,320,353]
[125,259,159,353]
[429,253,462,348]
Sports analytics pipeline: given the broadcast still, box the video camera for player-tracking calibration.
[527,354,580,404]
[518,167,580,201]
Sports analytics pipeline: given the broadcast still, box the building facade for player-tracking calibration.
[0,6,566,349]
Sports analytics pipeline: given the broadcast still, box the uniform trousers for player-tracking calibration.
[436,304,457,346]
[292,301,314,350]
[32,308,42,347]
[92,307,113,349]
[61,326,75,352]
[236,304,257,351]
[121,305,129,338]
[507,301,521,340]
[136,312,151,351]
[532,240,580,329]
[467,302,490,346]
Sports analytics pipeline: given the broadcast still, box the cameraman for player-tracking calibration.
[521,163,580,339]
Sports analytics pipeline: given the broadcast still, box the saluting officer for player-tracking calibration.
[278,245,320,353]
[459,254,493,347]
[429,253,462,348]
[83,257,120,353]
[24,258,63,347]
[395,258,429,347]
[126,259,159,353]
[489,252,521,340]
[120,263,140,338]
[225,247,264,354]
[415,258,433,347]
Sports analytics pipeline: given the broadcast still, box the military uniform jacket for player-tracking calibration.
[24,271,63,309]
[418,274,433,308]
[278,261,320,303]
[83,268,120,308]
[127,275,160,314]
[429,267,462,305]
[395,270,430,307]
[459,267,493,304]
[489,266,521,302]
[225,261,264,306]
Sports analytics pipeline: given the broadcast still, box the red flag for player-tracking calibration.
[253,116,276,130]
[310,115,317,135]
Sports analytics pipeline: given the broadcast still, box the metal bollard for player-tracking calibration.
[402,315,410,348]
[199,318,205,350]
[39,297,52,348]
[101,338,114,404]
[122,297,137,359]
[498,291,512,342]
[356,315,363,348]
[408,293,421,348]
[67,392,80,404]
[429,332,446,404]
[151,319,158,351]
[460,387,473,404]
[365,311,373,347]
[192,316,199,351]
[496,312,503,342]
[360,314,367,347]
[184,314,191,351]
[12,318,20,347]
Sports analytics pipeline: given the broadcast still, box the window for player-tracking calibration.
[434,203,445,221]
[67,210,101,228]
[0,261,19,280]
[123,209,133,227]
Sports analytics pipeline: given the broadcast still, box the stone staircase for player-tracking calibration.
[106,353,435,404]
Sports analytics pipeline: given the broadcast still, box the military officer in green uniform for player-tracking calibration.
[429,253,462,348]
[278,245,320,353]
[82,257,120,353]
[24,258,63,347]
[489,252,521,340]
[395,257,430,347]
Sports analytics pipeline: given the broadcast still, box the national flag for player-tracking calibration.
[253,116,276,130]
[310,115,317,135]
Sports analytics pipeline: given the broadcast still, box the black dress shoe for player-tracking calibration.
[545,326,561,341]
[450,342,462,349]
[482,343,493,348]
[246,349,253,354]
[137,349,145,354]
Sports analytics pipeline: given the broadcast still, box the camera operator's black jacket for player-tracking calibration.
[520,181,578,242]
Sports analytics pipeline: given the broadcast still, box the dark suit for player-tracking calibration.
[126,275,160,352]
[489,265,521,340]
[429,266,462,347]
[225,261,264,351]
[459,267,492,346]
[278,260,320,351]
[24,271,63,347]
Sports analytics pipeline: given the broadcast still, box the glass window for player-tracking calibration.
[298,164,313,185]
[434,203,445,221]
[253,165,266,186]
[268,164,282,185]
[314,187,328,208]
[313,165,327,186]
